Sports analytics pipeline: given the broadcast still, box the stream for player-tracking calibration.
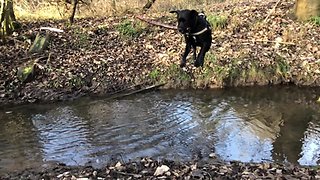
[1,86,320,173]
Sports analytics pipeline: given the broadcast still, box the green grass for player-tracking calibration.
[69,75,84,88]
[205,52,217,64]
[167,64,191,81]
[206,14,228,29]
[310,16,320,26]
[116,20,143,38]
[149,69,160,80]
[275,55,290,78]
[71,27,91,48]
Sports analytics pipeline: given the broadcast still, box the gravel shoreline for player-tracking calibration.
[2,158,320,179]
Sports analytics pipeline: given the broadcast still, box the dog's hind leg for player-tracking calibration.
[195,44,210,67]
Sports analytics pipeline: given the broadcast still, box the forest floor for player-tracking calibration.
[1,0,320,179]
[0,0,319,106]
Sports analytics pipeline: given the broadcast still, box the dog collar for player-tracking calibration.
[190,27,209,36]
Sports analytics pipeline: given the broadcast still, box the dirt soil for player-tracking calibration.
[0,0,320,178]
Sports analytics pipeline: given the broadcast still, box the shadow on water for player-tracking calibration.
[1,86,320,173]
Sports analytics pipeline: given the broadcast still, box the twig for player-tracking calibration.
[111,170,142,178]
[136,15,177,30]
[243,39,295,45]
[264,0,282,22]
[46,53,51,66]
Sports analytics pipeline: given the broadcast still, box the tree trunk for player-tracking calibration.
[295,0,320,20]
[28,33,50,54]
[69,0,78,24]
[111,0,116,15]
[143,0,156,10]
[0,0,16,37]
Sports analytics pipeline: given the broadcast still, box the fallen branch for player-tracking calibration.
[264,0,282,22]
[112,83,166,99]
[85,83,166,107]
[40,27,64,33]
[136,15,177,30]
[18,54,48,62]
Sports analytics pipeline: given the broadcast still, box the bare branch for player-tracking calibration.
[264,0,281,22]
[136,15,177,30]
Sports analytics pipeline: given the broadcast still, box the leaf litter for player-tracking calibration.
[1,0,318,105]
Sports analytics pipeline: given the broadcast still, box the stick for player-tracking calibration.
[243,39,296,45]
[86,83,166,107]
[111,170,142,178]
[112,83,166,99]
[136,15,177,30]
[264,0,282,22]
[40,27,64,33]
[249,39,295,45]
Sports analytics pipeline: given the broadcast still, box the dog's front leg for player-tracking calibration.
[195,44,210,67]
[192,44,197,62]
[181,40,192,68]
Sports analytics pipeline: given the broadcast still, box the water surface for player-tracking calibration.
[1,86,320,173]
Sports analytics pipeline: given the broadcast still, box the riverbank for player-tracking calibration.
[0,0,319,106]
[2,157,320,179]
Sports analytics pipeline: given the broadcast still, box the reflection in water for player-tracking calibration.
[213,106,273,162]
[299,121,320,165]
[0,112,43,172]
[32,107,92,165]
[0,86,320,173]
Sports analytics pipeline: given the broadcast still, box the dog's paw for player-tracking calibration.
[194,59,204,67]
[194,61,201,67]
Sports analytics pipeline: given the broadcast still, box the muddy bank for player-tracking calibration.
[0,0,319,105]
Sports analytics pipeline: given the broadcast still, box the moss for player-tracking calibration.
[17,65,34,82]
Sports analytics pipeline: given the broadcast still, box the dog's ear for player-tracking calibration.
[190,10,199,18]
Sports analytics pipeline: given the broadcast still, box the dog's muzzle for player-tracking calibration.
[178,27,191,34]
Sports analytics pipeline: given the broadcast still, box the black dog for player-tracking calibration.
[170,9,212,67]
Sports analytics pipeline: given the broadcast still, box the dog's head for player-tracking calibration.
[170,9,199,34]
